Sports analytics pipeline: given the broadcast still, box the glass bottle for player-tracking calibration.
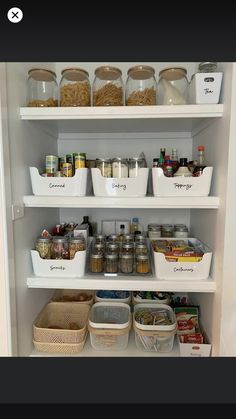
[92,66,124,106]
[193,146,206,177]
[59,68,91,107]
[130,217,139,234]
[171,148,179,174]
[81,216,93,236]
[153,158,159,168]
[125,65,157,105]
[158,148,166,170]
[163,155,173,177]
[118,224,126,242]
[174,158,192,177]
[27,68,58,107]
[158,67,188,105]
[112,158,129,178]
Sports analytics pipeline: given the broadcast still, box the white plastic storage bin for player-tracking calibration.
[88,302,131,351]
[51,289,94,306]
[152,167,213,197]
[31,249,86,278]
[132,292,171,305]
[189,72,223,104]
[178,336,212,357]
[91,167,149,197]
[152,238,212,280]
[29,167,88,196]
[95,290,131,304]
[133,303,176,352]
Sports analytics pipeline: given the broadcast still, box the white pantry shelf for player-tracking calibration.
[30,331,180,357]
[20,104,224,134]
[23,196,220,209]
[27,275,216,293]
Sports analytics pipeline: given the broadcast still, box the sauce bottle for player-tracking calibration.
[193,146,206,177]
[174,158,192,177]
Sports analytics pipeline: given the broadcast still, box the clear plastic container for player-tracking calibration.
[27,68,58,107]
[158,67,188,105]
[125,65,157,105]
[92,66,124,106]
[95,158,112,177]
[88,302,131,350]
[59,68,91,107]
[128,157,147,177]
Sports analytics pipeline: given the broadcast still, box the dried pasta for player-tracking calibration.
[126,87,156,106]
[93,83,123,106]
[28,98,58,107]
[60,81,90,106]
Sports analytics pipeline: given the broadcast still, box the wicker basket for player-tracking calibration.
[33,334,87,354]
[33,302,90,344]
[51,289,94,306]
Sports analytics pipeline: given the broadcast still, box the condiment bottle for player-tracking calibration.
[171,148,179,174]
[174,158,192,177]
[163,155,173,177]
[193,146,206,177]
[81,216,93,236]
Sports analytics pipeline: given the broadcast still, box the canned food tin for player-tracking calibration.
[75,153,86,169]
[46,155,58,174]
[62,162,73,177]
[59,156,66,171]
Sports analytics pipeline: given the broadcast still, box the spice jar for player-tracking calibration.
[93,243,105,255]
[106,243,120,255]
[136,254,149,274]
[135,244,148,256]
[148,224,161,240]
[123,234,134,243]
[36,237,52,259]
[135,234,146,243]
[59,68,90,107]
[51,237,69,259]
[120,254,133,274]
[68,237,85,260]
[105,254,119,273]
[128,157,147,177]
[90,253,104,273]
[174,226,189,238]
[27,68,58,107]
[92,66,124,106]
[122,243,134,255]
[112,158,129,178]
[161,225,174,238]
[95,158,112,177]
[158,67,188,105]
[107,234,119,243]
[126,65,157,105]
[94,234,107,244]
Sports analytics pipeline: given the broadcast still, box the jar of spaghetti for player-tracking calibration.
[92,66,124,106]
[125,65,157,105]
[59,68,90,106]
[120,254,133,273]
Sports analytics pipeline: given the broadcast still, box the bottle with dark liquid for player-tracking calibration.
[81,216,93,236]
[158,148,166,170]
[163,155,173,177]
[193,146,206,177]
[171,148,179,174]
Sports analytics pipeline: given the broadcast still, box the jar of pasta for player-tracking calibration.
[95,158,112,177]
[36,237,52,259]
[68,237,85,260]
[92,66,124,106]
[27,68,58,107]
[59,68,91,106]
[126,65,157,105]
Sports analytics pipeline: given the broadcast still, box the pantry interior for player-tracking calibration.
[1,61,236,357]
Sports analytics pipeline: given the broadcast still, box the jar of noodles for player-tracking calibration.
[59,68,91,106]
[27,68,58,107]
[92,66,124,106]
[125,65,157,105]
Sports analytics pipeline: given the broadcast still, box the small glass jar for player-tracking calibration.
[135,244,148,256]
[93,243,106,255]
[198,62,218,73]
[112,158,129,178]
[36,237,52,259]
[94,234,107,245]
[68,237,85,260]
[107,234,119,243]
[174,226,189,238]
[105,254,119,273]
[95,158,112,177]
[136,254,149,274]
[148,224,162,239]
[158,67,188,105]
[90,253,104,273]
[123,234,134,243]
[59,68,90,107]
[51,237,69,259]
[126,65,157,105]
[122,243,134,255]
[135,234,146,243]
[27,68,58,107]
[106,243,120,255]
[161,225,174,238]
[120,254,133,273]
[128,157,147,177]
[92,66,124,106]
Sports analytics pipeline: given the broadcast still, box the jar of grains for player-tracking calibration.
[125,65,157,105]
[112,158,129,178]
[161,225,174,238]
[135,244,148,256]
[68,237,85,260]
[95,158,112,177]
[120,254,134,274]
[27,68,58,107]
[51,237,69,259]
[36,237,52,259]
[90,253,104,273]
[105,254,119,273]
[92,66,124,106]
[136,254,149,274]
[59,68,91,106]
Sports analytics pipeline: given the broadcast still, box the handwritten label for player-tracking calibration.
[174,267,194,273]
[204,88,213,95]
[49,183,65,188]
[174,183,192,191]
[112,183,127,191]
[50,265,66,271]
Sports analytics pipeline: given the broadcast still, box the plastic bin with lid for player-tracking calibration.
[88,302,131,350]
[133,303,176,352]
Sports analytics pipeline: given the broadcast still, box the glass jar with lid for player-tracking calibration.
[92,66,124,106]
[122,243,134,255]
[94,234,107,245]
[135,244,148,256]
[128,157,147,177]
[51,237,69,259]
[105,254,119,273]
[161,225,174,238]
[148,224,161,239]
[120,254,133,273]
[136,254,149,274]
[106,242,120,255]
[125,65,157,105]
[107,234,119,243]
[198,62,218,73]
[157,67,188,105]
[95,158,112,177]
[59,68,91,107]
[27,68,58,107]
[68,237,85,260]
[112,158,129,178]
[36,237,52,259]
[174,226,189,238]
[90,253,104,273]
